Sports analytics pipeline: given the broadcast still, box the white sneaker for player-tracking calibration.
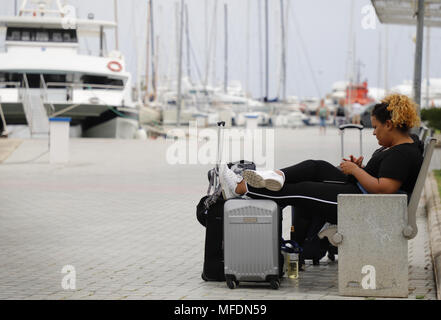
[242,170,285,191]
[219,164,243,199]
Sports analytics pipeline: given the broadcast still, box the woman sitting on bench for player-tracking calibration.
[219,93,423,225]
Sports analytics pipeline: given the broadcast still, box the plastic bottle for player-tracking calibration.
[287,252,299,279]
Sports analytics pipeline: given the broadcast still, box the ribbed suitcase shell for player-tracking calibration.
[223,199,281,284]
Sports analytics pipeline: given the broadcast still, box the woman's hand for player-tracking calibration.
[342,155,364,168]
[339,160,359,175]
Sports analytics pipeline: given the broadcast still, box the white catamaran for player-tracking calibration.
[0,0,138,138]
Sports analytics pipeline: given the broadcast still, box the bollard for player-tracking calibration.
[49,117,71,164]
[337,194,408,298]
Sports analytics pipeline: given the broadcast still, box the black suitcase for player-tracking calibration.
[197,196,226,281]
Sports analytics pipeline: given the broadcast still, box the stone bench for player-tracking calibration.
[319,137,437,298]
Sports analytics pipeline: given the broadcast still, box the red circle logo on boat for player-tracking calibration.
[107,61,122,72]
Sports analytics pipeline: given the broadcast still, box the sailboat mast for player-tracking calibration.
[224,3,228,93]
[154,34,159,99]
[265,0,269,101]
[176,0,185,127]
[114,0,119,50]
[257,0,263,99]
[280,0,286,102]
[211,1,218,88]
[150,0,156,97]
[384,25,389,94]
[204,1,218,89]
[144,0,151,103]
[185,3,191,82]
[245,0,250,98]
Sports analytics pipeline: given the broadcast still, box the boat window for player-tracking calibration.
[8,73,23,83]
[81,75,124,89]
[36,31,49,42]
[63,31,75,42]
[26,74,40,88]
[52,32,63,42]
[43,74,67,87]
[21,31,31,41]
[10,30,21,41]
[0,73,6,88]
[0,73,23,87]
[6,27,78,43]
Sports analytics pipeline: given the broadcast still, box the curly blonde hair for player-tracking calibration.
[374,94,420,131]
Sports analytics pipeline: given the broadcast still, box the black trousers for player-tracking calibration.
[246,160,362,224]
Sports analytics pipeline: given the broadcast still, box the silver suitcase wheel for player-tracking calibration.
[226,276,238,289]
[270,279,280,290]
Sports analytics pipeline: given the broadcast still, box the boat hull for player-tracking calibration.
[0,102,138,138]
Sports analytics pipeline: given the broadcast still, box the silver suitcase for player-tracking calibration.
[223,199,282,289]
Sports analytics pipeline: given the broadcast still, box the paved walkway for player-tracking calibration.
[0,139,22,163]
[0,127,437,299]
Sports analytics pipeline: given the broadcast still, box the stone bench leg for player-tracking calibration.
[337,194,409,298]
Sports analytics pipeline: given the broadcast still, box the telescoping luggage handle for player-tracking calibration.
[216,121,226,169]
[214,121,226,188]
[339,124,364,160]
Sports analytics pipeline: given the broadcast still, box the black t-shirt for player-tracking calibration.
[353,141,423,196]
[336,106,345,117]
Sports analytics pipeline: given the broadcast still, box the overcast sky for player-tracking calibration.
[1,0,441,100]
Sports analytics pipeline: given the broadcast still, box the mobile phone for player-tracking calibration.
[322,180,347,184]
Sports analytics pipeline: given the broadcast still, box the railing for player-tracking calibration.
[21,74,33,132]
[40,74,55,116]
[46,82,125,90]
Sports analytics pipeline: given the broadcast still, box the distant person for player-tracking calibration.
[335,99,346,127]
[351,101,362,124]
[317,99,329,135]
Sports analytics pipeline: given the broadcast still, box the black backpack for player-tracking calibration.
[291,206,337,267]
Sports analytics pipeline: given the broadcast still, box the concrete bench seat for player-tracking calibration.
[319,136,437,297]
